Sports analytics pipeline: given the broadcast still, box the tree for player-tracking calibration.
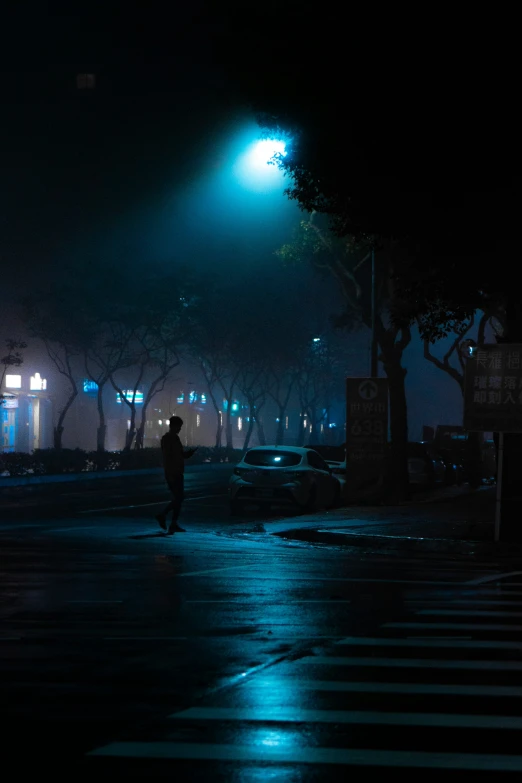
[218,12,517,505]
[1,339,26,406]
[26,297,81,450]
[278,219,411,499]
[107,276,191,451]
[83,321,133,452]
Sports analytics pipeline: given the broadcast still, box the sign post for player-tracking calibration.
[463,344,522,542]
[346,378,388,495]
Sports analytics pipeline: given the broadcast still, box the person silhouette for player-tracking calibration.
[156,416,197,535]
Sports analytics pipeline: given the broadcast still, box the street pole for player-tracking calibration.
[494,431,504,543]
[370,247,378,378]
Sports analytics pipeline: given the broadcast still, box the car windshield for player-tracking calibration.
[244,450,302,467]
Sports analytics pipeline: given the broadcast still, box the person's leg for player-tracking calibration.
[167,475,185,533]
[156,482,175,531]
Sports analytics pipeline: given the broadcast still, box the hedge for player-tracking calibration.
[0,446,244,477]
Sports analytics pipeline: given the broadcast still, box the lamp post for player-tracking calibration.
[370,248,378,378]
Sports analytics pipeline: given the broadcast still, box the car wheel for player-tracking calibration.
[230,500,244,517]
[331,483,341,509]
[304,485,317,513]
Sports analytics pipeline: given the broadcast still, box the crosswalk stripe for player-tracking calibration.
[336,636,522,650]
[87,741,522,770]
[386,622,522,631]
[252,679,522,697]
[301,656,522,671]
[408,602,522,609]
[169,706,522,730]
[418,609,522,617]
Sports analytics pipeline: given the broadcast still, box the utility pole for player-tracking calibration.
[370,247,378,377]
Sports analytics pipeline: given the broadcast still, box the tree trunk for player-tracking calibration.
[498,289,522,540]
[275,408,285,446]
[383,358,409,502]
[53,388,78,451]
[225,405,234,449]
[243,412,256,451]
[296,414,306,446]
[256,417,266,446]
[96,385,106,452]
[53,425,64,450]
[124,405,137,450]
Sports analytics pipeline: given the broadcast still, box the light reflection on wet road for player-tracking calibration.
[2,468,522,778]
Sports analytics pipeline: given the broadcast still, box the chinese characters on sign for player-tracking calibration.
[346,378,389,466]
[464,345,522,432]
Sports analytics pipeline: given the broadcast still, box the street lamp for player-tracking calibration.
[233,137,287,193]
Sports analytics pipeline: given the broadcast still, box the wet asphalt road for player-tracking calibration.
[2,466,522,778]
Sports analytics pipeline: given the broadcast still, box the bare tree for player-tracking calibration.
[84,322,133,452]
[1,339,27,406]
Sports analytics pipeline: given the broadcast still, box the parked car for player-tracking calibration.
[407,441,446,487]
[229,445,341,515]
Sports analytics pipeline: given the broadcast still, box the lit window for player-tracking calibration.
[310,425,313,433]
[158,419,162,426]
[238,417,242,431]
[303,419,307,428]
[77,73,95,89]
[117,390,144,404]
[285,416,289,429]
[196,414,201,427]
[5,375,21,389]
[30,373,47,391]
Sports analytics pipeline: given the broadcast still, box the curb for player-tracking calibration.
[270,526,522,558]
[0,462,233,488]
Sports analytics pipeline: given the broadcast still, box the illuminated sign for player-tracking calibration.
[200,393,207,404]
[5,375,21,389]
[30,373,47,391]
[83,379,99,395]
[3,396,18,409]
[116,390,144,404]
[189,390,198,404]
[176,392,184,404]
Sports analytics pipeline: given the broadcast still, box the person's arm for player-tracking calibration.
[183,447,198,460]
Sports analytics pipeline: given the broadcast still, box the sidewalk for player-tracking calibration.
[245,486,517,557]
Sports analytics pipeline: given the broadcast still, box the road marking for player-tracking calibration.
[170,706,522,730]
[302,656,522,671]
[65,599,123,604]
[336,636,522,650]
[104,637,187,641]
[79,494,226,514]
[185,599,352,604]
[418,609,522,617]
[408,600,522,607]
[467,571,522,585]
[252,679,522,698]
[386,621,522,632]
[182,576,464,585]
[87,741,522,770]
[178,565,253,577]
[408,589,522,598]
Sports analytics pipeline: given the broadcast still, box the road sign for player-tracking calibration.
[346,378,388,468]
[463,344,522,432]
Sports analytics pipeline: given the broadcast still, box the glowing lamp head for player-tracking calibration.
[251,139,287,167]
